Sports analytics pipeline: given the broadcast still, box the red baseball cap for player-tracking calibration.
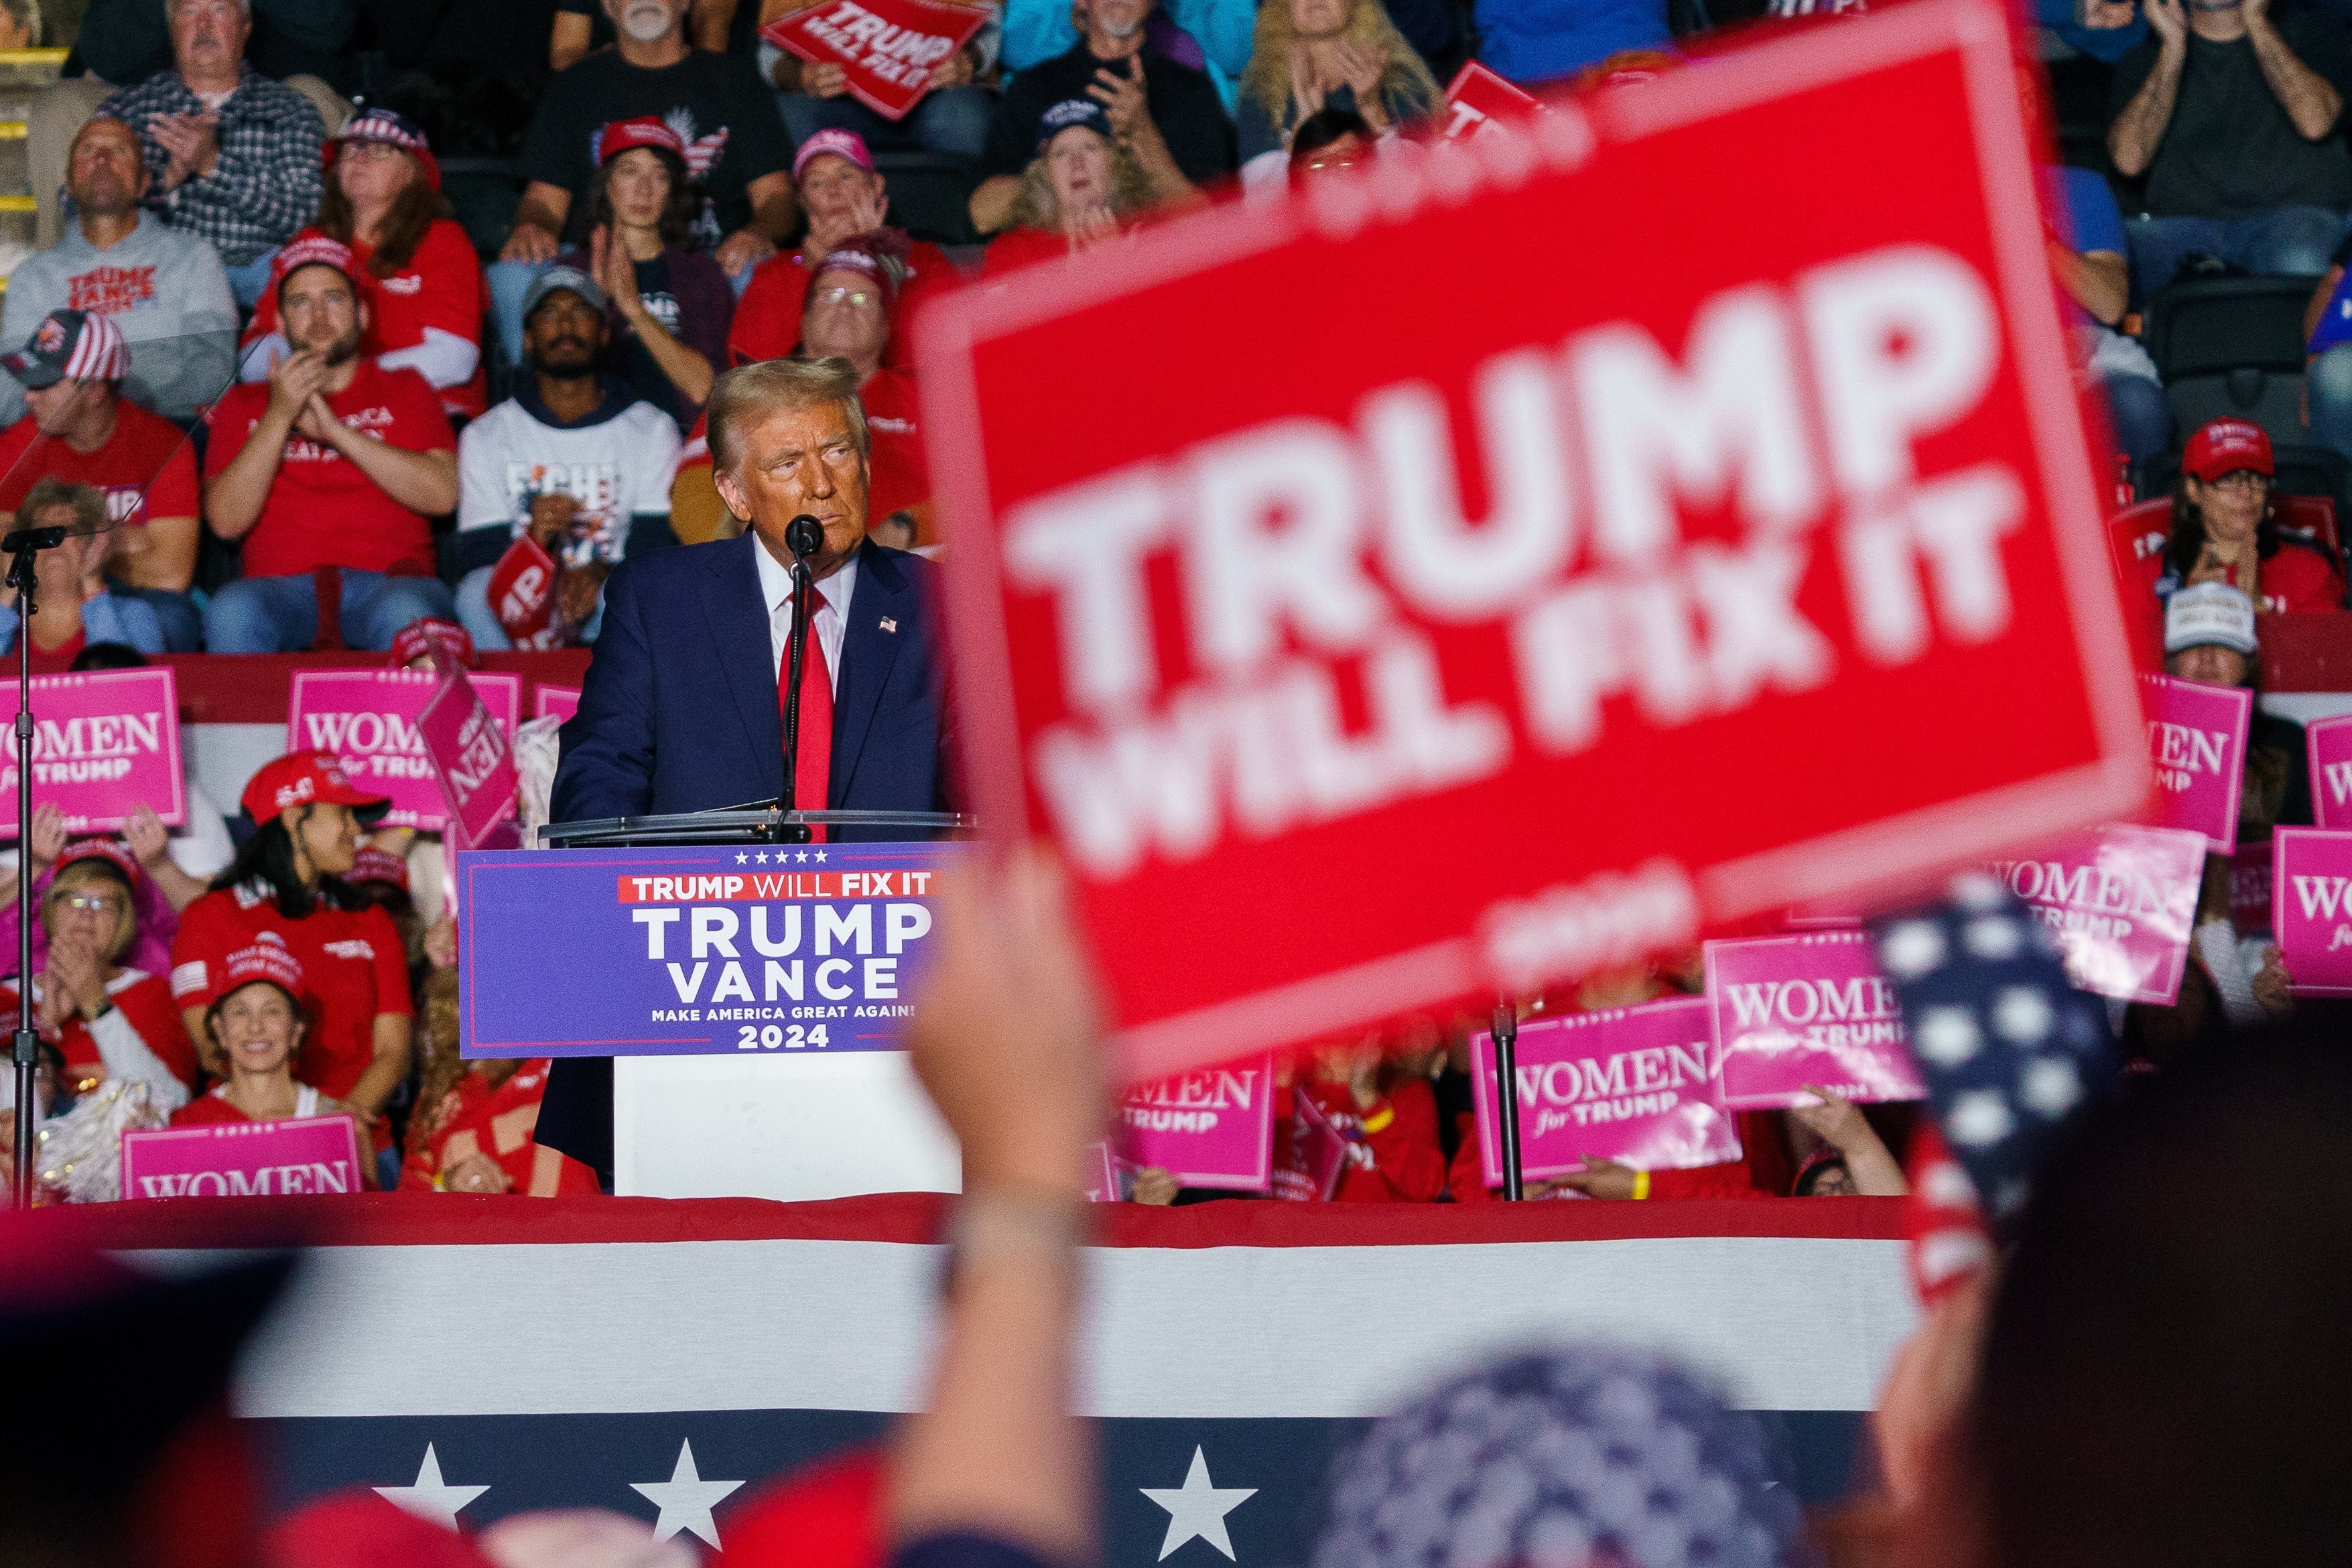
[346,845,410,891]
[810,239,899,312]
[218,936,307,1007]
[389,616,476,670]
[597,116,687,166]
[241,750,391,828]
[2182,417,2274,483]
[53,838,141,888]
[270,230,358,297]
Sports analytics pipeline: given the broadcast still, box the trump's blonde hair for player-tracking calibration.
[706,356,870,476]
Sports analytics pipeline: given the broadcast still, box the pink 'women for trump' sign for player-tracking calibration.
[119,1114,363,1199]
[287,670,521,831]
[2308,714,2352,830]
[419,667,521,850]
[1706,934,1923,1110]
[535,685,581,724]
[2271,829,2352,996]
[2139,673,2250,850]
[0,667,184,836]
[1467,996,1742,1187]
[1110,1053,1275,1190]
[1987,824,2205,1003]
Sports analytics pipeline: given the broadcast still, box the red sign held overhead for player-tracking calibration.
[761,0,994,122]
[917,0,2148,1083]
[1440,62,1545,141]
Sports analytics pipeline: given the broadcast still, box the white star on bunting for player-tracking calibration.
[373,1444,488,1531]
[631,1439,744,1547]
[1141,1447,1255,1561]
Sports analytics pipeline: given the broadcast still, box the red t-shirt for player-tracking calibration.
[730,239,960,372]
[203,361,454,577]
[398,1058,600,1197]
[860,367,929,519]
[2129,529,2347,612]
[1271,1078,1447,1203]
[244,222,488,419]
[169,884,413,1100]
[0,402,199,529]
[0,969,196,1090]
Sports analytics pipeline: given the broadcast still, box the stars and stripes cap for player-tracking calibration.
[326,107,440,190]
[597,115,688,166]
[240,748,391,828]
[1309,1348,1819,1568]
[1,308,129,389]
[346,846,411,892]
[389,615,476,671]
[1868,872,2119,1233]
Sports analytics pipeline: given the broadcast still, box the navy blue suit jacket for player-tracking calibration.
[552,531,952,830]
[539,531,953,1175]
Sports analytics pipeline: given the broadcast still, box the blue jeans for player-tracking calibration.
[776,85,994,159]
[2126,206,2345,300]
[113,584,204,653]
[203,570,458,653]
[456,564,604,650]
[222,247,282,311]
[2102,373,2173,464]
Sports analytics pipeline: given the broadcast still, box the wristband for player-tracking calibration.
[1632,1170,1651,1201]
[1360,1101,1395,1135]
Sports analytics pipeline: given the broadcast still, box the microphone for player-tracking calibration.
[785,515,824,560]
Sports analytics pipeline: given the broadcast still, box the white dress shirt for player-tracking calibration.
[753,533,856,696]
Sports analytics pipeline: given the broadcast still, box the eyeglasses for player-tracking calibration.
[811,286,878,310]
[340,141,405,163]
[2208,471,2272,494]
[56,893,123,914]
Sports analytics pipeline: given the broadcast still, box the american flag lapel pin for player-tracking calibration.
[879,617,897,633]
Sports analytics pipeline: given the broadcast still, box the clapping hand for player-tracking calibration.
[149,110,220,188]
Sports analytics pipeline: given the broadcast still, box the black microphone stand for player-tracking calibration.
[1492,1000,1525,1201]
[7,522,62,1208]
[773,515,826,848]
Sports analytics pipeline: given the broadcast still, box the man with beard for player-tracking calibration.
[0,115,235,429]
[200,236,460,653]
[453,267,683,649]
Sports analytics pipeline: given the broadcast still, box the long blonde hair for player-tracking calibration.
[1008,133,1159,231]
[1240,0,1438,130]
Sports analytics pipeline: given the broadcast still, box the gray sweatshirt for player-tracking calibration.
[0,212,239,424]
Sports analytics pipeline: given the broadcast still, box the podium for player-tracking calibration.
[515,807,969,1201]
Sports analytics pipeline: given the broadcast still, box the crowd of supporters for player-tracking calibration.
[0,0,2342,1198]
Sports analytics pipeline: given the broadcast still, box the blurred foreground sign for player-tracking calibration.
[919,0,2147,1081]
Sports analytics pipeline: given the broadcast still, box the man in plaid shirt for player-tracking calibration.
[94,0,323,308]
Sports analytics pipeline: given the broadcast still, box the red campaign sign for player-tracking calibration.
[761,0,993,122]
[917,0,2146,1082]
[1441,62,1545,141]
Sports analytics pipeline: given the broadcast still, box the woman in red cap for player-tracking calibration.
[240,111,488,421]
[169,751,413,1151]
[566,117,734,431]
[172,942,366,1155]
[0,840,196,1113]
[2152,417,2346,612]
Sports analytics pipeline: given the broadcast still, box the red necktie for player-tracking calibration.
[781,581,832,842]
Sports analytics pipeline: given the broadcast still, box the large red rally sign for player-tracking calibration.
[917,0,2147,1082]
[761,0,993,121]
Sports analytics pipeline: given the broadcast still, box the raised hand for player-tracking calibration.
[25,801,65,870]
[2145,0,2188,49]
[1088,56,1151,137]
[123,804,171,871]
[1790,1084,1872,1151]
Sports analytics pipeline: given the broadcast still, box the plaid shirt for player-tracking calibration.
[96,66,323,267]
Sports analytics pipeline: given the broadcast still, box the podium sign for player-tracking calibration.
[458,842,962,1058]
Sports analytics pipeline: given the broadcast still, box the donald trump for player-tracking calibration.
[541,354,952,1176]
